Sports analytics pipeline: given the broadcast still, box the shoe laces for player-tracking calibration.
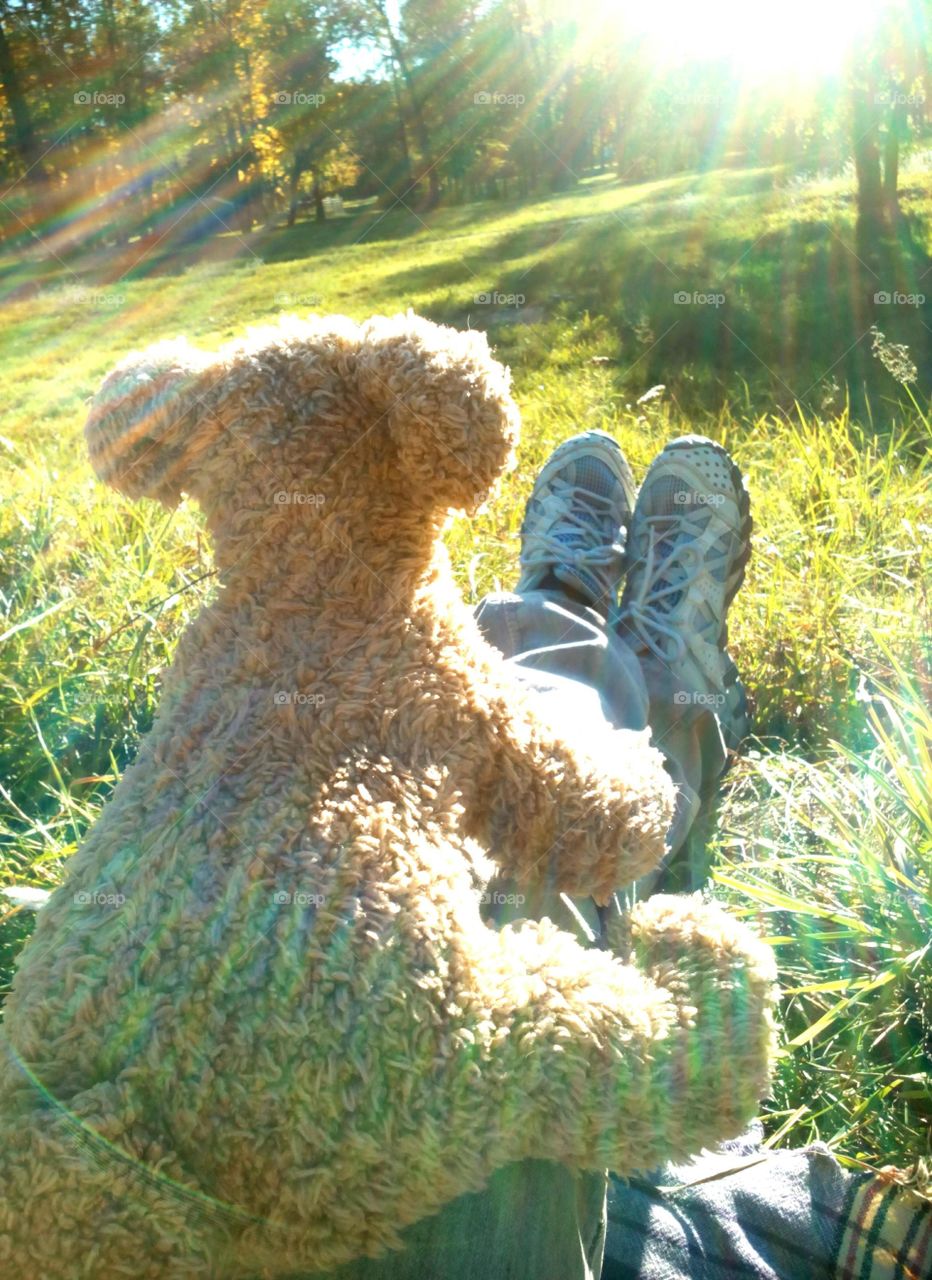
[520,478,624,577]
[618,513,707,663]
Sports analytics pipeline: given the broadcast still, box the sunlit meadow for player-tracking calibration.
[1,0,930,1181]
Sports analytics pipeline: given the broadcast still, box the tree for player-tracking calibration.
[846,0,930,233]
[377,0,441,206]
[0,2,43,182]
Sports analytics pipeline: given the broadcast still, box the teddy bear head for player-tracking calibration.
[84,313,520,568]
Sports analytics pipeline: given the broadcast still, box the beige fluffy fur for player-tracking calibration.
[0,313,777,1279]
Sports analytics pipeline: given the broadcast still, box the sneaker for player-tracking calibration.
[614,435,752,748]
[516,431,636,613]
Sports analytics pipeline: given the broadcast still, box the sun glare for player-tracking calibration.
[606,0,887,82]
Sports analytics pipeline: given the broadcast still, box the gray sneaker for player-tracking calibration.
[613,435,752,748]
[516,431,636,613]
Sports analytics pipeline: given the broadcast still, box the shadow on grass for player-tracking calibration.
[0,202,440,299]
[365,190,932,419]
[3,165,929,418]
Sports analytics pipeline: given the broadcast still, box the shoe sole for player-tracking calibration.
[637,434,753,750]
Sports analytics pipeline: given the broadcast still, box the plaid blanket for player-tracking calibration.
[604,1134,932,1280]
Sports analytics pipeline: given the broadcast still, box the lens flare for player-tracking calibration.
[593,0,887,81]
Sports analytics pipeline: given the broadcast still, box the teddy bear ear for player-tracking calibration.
[84,338,220,507]
[355,313,520,513]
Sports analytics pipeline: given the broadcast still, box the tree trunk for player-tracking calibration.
[883,127,899,211]
[377,6,439,210]
[101,0,118,55]
[312,170,325,222]
[852,84,885,233]
[882,96,907,213]
[0,12,43,182]
[388,65,414,193]
[287,154,303,227]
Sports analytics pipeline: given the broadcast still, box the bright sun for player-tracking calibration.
[604,0,887,82]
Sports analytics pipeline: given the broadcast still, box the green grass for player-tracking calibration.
[713,659,932,1165]
[1,163,930,1172]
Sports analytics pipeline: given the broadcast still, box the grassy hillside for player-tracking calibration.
[1,164,930,1172]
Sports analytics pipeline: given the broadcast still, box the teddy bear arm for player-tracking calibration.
[462,713,675,904]
[596,894,780,1163]
[461,913,775,1177]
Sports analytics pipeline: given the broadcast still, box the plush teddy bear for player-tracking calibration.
[0,313,777,1279]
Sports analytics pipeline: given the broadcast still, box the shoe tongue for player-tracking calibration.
[550,458,616,544]
[560,455,619,529]
[643,477,697,614]
[546,459,621,604]
[573,456,618,503]
[550,458,614,532]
